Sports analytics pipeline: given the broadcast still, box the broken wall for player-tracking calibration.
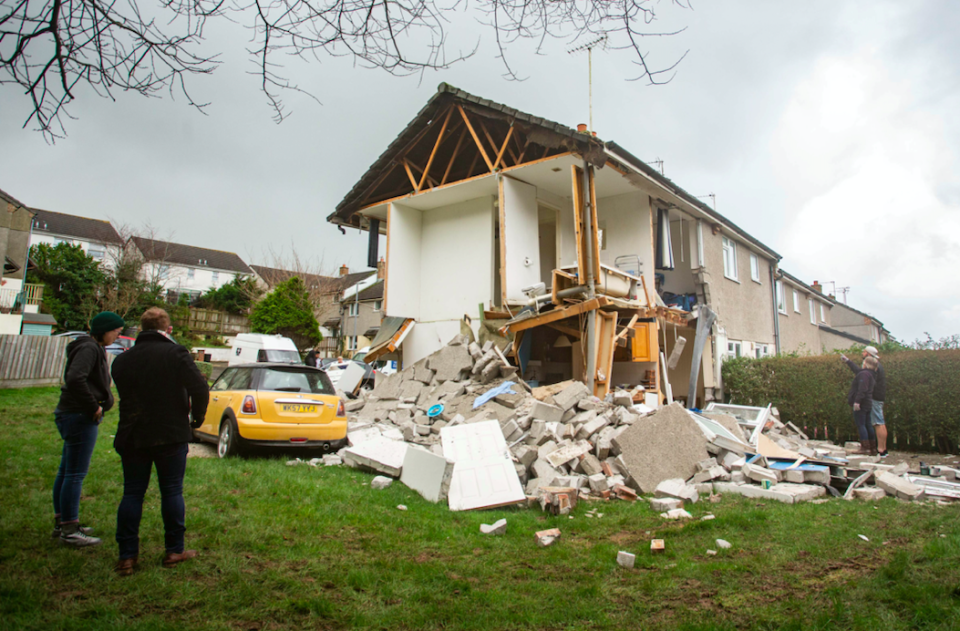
[596,191,654,290]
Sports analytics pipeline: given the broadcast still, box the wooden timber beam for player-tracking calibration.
[401,160,418,189]
[417,107,453,192]
[441,128,468,186]
[457,105,494,171]
[505,298,609,334]
[546,322,582,339]
[477,119,503,167]
[492,126,515,171]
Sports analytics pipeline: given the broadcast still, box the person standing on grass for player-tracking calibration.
[110,307,209,576]
[842,346,888,457]
[52,311,125,547]
[846,355,878,455]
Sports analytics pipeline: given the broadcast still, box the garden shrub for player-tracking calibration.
[721,350,960,454]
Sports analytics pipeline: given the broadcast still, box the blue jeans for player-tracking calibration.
[853,409,876,442]
[53,410,100,523]
[116,442,188,560]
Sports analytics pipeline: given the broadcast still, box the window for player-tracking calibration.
[722,237,738,281]
[158,265,169,280]
[750,253,760,283]
[373,300,382,312]
[187,267,195,280]
[809,299,816,324]
[820,303,826,323]
[347,336,358,351]
[88,246,104,261]
[211,271,219,285]
[793,290,800,313]
[348,303,359,317]
[755,344,770,359]
[776,280,786,314]
[726,341,742,360]
[259,367,335,395]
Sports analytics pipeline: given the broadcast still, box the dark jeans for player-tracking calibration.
[53,410,100,523]
[116,442,188,560]
[853,409,877,442]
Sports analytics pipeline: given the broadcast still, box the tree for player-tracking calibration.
[249,276,321,349]
[1,0,689,139]
[196,276,263,314]
[27,242,105,331]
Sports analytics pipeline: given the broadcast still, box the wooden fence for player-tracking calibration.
[175,308,251,336]
[0,335,70,389]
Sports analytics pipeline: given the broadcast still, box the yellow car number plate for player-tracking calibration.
[281,404,318,413]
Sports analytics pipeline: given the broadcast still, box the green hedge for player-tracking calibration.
[195,361,213,380]
[721,350,960,454]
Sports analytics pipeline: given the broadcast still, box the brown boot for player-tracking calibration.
[115,557,138,577]
[162,549,198,568]
[855,440,872,455]
[868,439,878,456]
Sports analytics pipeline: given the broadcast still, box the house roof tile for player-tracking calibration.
[31,208,122,245]
[131,237,252,274]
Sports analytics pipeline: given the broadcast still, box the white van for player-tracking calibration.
[229,334,301,366]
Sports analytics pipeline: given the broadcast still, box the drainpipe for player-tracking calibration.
[582,162,598,391]
[771,265,781,355]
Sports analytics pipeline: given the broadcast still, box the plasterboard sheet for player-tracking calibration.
[502,176,541,303]
[688,411,749,447]
[440,420,525,511]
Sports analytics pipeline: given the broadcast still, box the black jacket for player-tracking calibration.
[57,335,114,416]
[844,357,886,401]
[111,331,210,450]
[847,368,875,412]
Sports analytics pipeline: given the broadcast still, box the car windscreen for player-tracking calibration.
[258,349,301,363]
[258,367,336,395]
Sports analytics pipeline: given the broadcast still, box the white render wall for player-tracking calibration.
[385,202,423,319]
[597,191,654,290]
[156,263,241,295]
[501,177,540,303]
[31,233,121,269]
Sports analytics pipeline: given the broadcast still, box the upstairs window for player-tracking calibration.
[374,300,383,311]
[750,253,760,283]
[158,265,169,280]
[211,271,219,285]
[348,303,359,317]
[793,290,800,313]
[776,280,786,314]
[809,299,816,324]
[187,267,195,280]
[820,303,827,323]
[88,246,104,261]
[722,237,738,281]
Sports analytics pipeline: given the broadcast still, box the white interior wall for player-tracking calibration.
[401,320,466,369]
[419,196,494,321]
[538,210,557,287]
[501,177,540,303]
[596,191,653,289]
[659,218,696,294]
[385,202,422,319]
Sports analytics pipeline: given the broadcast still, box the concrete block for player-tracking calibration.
[535,528,561,547]
[413,360,436,384]
[649,497,683,511]
[467,342,483,361]
[545,440,593,467]
[875,471,924,501]
[532,459,560,487]
[716,539,732,550]
[588,473,609,493]
[577,397,601,411]
[692,465,729,484]
[720,451,746,471]
[693,483,714,494]
[371,476,393,490]
[553,381,591,412]
[613,391,634,408]
[554,475,583,490]
[576,415,611,441]
[730,471,747,484]
[480,360,501,384]
[500,419,522,442]
[531,400,564,424]
[854,487,886,501]
[578,453,603,477]
[696,457,719,472]
[342,437,409,477]
[345,399,366,413]
[322,455,342,466]
[399,446,455,503]
[416,424,432,436]
[660,508,693,520]
[713,482,826,504]
[514,463,528,485]
[537,440,559,459]
[513,444,539,469]
[743,462,780,484]
[655,478,699,504]
[399,380,424,401]
[784,469,806,484]
[373,371,405,400]
[480,519,507,535]
[891,462,910,475]
[616,551,636,569]
[429,344,474,383]
[611,403,710,494]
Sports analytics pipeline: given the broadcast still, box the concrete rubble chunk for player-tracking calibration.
[429,344,474,383]
[588,473,609,493]
[535,528,561,547]
[612,403,711,494]
[713,481,826,504]
[660,508,693,520]
[553,381,591,412]
[531,400,564,424]
[537,440,559,459]
[716,539,732,550]
[693,466,730,484]
[532,459,561,487]
[467,342,484,361]
[875,471,924,501]
[545,440,593,467]
[649,497,683,511]
[537,486,578,515]
[512,444,538,469]
[576,416,610,441]
[890,462,910,475]
[655,478,699,504]
[480,518,507,535]
[720,451,746,471]
[696,458,719,472]
[578,453,604,477]
[322,455,342,466]
[854,487,886,501]
[612,391,634,408]
[399,380,424,400]
[342,437,408,477]
[345,399,366,413]
[371,476,393,489]
[742,462,780,484]
[374,372,406,401]
[616,551,636,569]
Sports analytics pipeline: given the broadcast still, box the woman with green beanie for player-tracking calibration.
[52,311,125,547]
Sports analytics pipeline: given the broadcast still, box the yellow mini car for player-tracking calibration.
[194,363,347,458]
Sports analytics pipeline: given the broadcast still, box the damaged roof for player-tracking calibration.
[328,83,780,261]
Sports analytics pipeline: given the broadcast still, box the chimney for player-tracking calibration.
[339,264,349,277]
[377,257,385,280]
[577,123,588,133]
[812,281,822,294]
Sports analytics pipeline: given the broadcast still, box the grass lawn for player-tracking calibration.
[2,386,959,630]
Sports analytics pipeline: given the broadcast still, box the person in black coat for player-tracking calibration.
[846,355,878,455]
[843,346,888,457]
[110,307,209,576]
[52,310,125,548]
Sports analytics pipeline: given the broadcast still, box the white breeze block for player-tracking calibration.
[342,437,408,477]
[400,447,456,503]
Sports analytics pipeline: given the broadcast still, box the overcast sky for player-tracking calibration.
[2,1,957,343]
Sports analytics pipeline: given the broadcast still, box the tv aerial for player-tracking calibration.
[568,34,609,133]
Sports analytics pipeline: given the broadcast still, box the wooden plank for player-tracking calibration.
[401,160,418,189]
[440,128,468,186]
[588,166,602,282]
[417,107,453,192]
[492,126,514,171]
[615,314,639,342]
[506,298,603,333]
[498,176,508,308]
[571,165,587,281]
[457,105,494,171]
[545,322,582,339]
[594,311,617,398]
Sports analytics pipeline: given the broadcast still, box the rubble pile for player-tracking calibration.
[333,336,960,511]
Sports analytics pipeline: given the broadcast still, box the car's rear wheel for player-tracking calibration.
[218,419,240,458]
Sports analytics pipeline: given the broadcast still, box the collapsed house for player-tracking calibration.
[327,83,801,407]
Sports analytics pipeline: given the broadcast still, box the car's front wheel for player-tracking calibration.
[218,419,241,458]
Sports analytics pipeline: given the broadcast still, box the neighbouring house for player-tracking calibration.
[325,83,826,405]
[816,284,890,349]
[774,270,836,356]
[251,263,376,357]
[129,237,253,302]
[0,188,44,335]
[30,208,123,267]
[340,271,385,357]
